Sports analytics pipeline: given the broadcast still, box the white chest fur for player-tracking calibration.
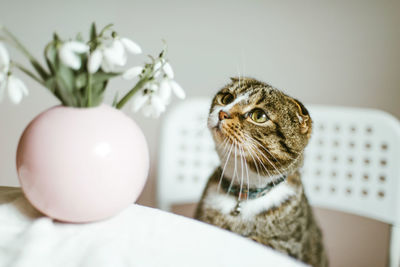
[204,182,296,219]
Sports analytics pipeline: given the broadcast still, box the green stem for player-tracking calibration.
[99,24,114,37]
[2,27,49,80]
[12,61,46,87]
[116,77,149,109]
[87,73,92,107]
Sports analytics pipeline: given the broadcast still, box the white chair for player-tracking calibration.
[157,97,400,267]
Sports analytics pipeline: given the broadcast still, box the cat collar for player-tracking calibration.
[219,175,287,200]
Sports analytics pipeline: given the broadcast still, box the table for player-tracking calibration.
[0,187,306,267]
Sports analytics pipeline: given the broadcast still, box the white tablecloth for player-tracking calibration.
[0,187,306,267]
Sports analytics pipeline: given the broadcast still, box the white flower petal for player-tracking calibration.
[141,105,155,117]
[0,43,10,73]
[101,58,114,73]
[169,80,186,99]
[154,61,162,71]
[0,72,6,84]
[58,41,89,70]
[151,95,166,113]
[122,66,143,80]
[7,75,28,104]
[103,39,127,67]
[162,62,174,79]
[159,79,172,103]
[87,49,103,73]
[121,38,142,54]
[59,51,81,69]
[153,61,163,78]
[59,48,81,70]
[131,92,149,112]
[0,74,6,102]
[66,41,90,53]
[149,83,158,91]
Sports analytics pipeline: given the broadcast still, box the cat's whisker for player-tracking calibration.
[216,137,229,150]
[246,134,304,179]
[243,143,262,187]
[245,133,301,161]
[238,141,245,201]
[219,138,231,160]
[217,142,235,192]
[243,133,285,162]
[246,140,286,180]
[239,145,250,201]
[243,135,286,172]
[227,141,238,195]
[245,142,274,181]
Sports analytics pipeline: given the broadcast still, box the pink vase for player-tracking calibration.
[16,104,149,223]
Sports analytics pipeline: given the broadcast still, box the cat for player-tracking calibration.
[195,77,328,267]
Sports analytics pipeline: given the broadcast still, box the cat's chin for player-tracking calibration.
[210,125,225,141]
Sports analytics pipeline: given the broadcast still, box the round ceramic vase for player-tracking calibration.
[16,104,149,223]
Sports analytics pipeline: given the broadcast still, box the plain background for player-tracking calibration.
[0,1,399,266]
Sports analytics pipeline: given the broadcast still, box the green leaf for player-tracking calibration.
[91,81,107,106]
[2,27,49,80]
[90,22,97,42]
[75,72,87,89]
[44,77,56,93]
[112,92,119,107]
[92,80,107,95]
[56,64,75,92]
[92,71,121,84]
[44,41,57,75]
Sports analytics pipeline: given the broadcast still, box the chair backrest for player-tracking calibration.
[157,98,400,225]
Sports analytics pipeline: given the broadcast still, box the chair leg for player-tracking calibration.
[390,225,400,267]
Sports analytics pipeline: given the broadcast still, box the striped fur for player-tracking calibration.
[195,77,328,267]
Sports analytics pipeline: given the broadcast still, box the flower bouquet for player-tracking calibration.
[0,23,185,222]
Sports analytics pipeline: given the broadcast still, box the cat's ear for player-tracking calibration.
[291,98,311,137]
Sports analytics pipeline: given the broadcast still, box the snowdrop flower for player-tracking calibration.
[0,42,10,93]
[127,54,185,117]
[6,75,29,104]
[153,59,174,79]
[120,37,142,54]
[141,95,166,118]
[131,82,167,118]
[158,79,172,103]
[88,37,142,73]
[87,49,103,73]
[0,74,29,104]
[122,66,143,80]
[59,41,89,70]
[131,91,165,118]
[162,62,174,79]
[0,42,10,75]
[102,39,126,70]
[0,73,6,102]
[154,60,185,99]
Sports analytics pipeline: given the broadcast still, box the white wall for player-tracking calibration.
[0,0,399,199]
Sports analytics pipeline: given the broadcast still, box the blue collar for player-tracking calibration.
[220,175,287,200]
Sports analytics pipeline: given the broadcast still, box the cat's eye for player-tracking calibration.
[220,93,234,105]
[250,109,268,123]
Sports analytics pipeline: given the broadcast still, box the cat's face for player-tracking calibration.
[208,77,312,178]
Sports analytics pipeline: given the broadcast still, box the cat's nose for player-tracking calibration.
[218,110,231,121]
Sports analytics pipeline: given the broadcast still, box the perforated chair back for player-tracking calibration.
[157,98,400,267]
[157,99,219,211]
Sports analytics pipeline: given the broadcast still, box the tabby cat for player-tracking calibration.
[195,77,328,267]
